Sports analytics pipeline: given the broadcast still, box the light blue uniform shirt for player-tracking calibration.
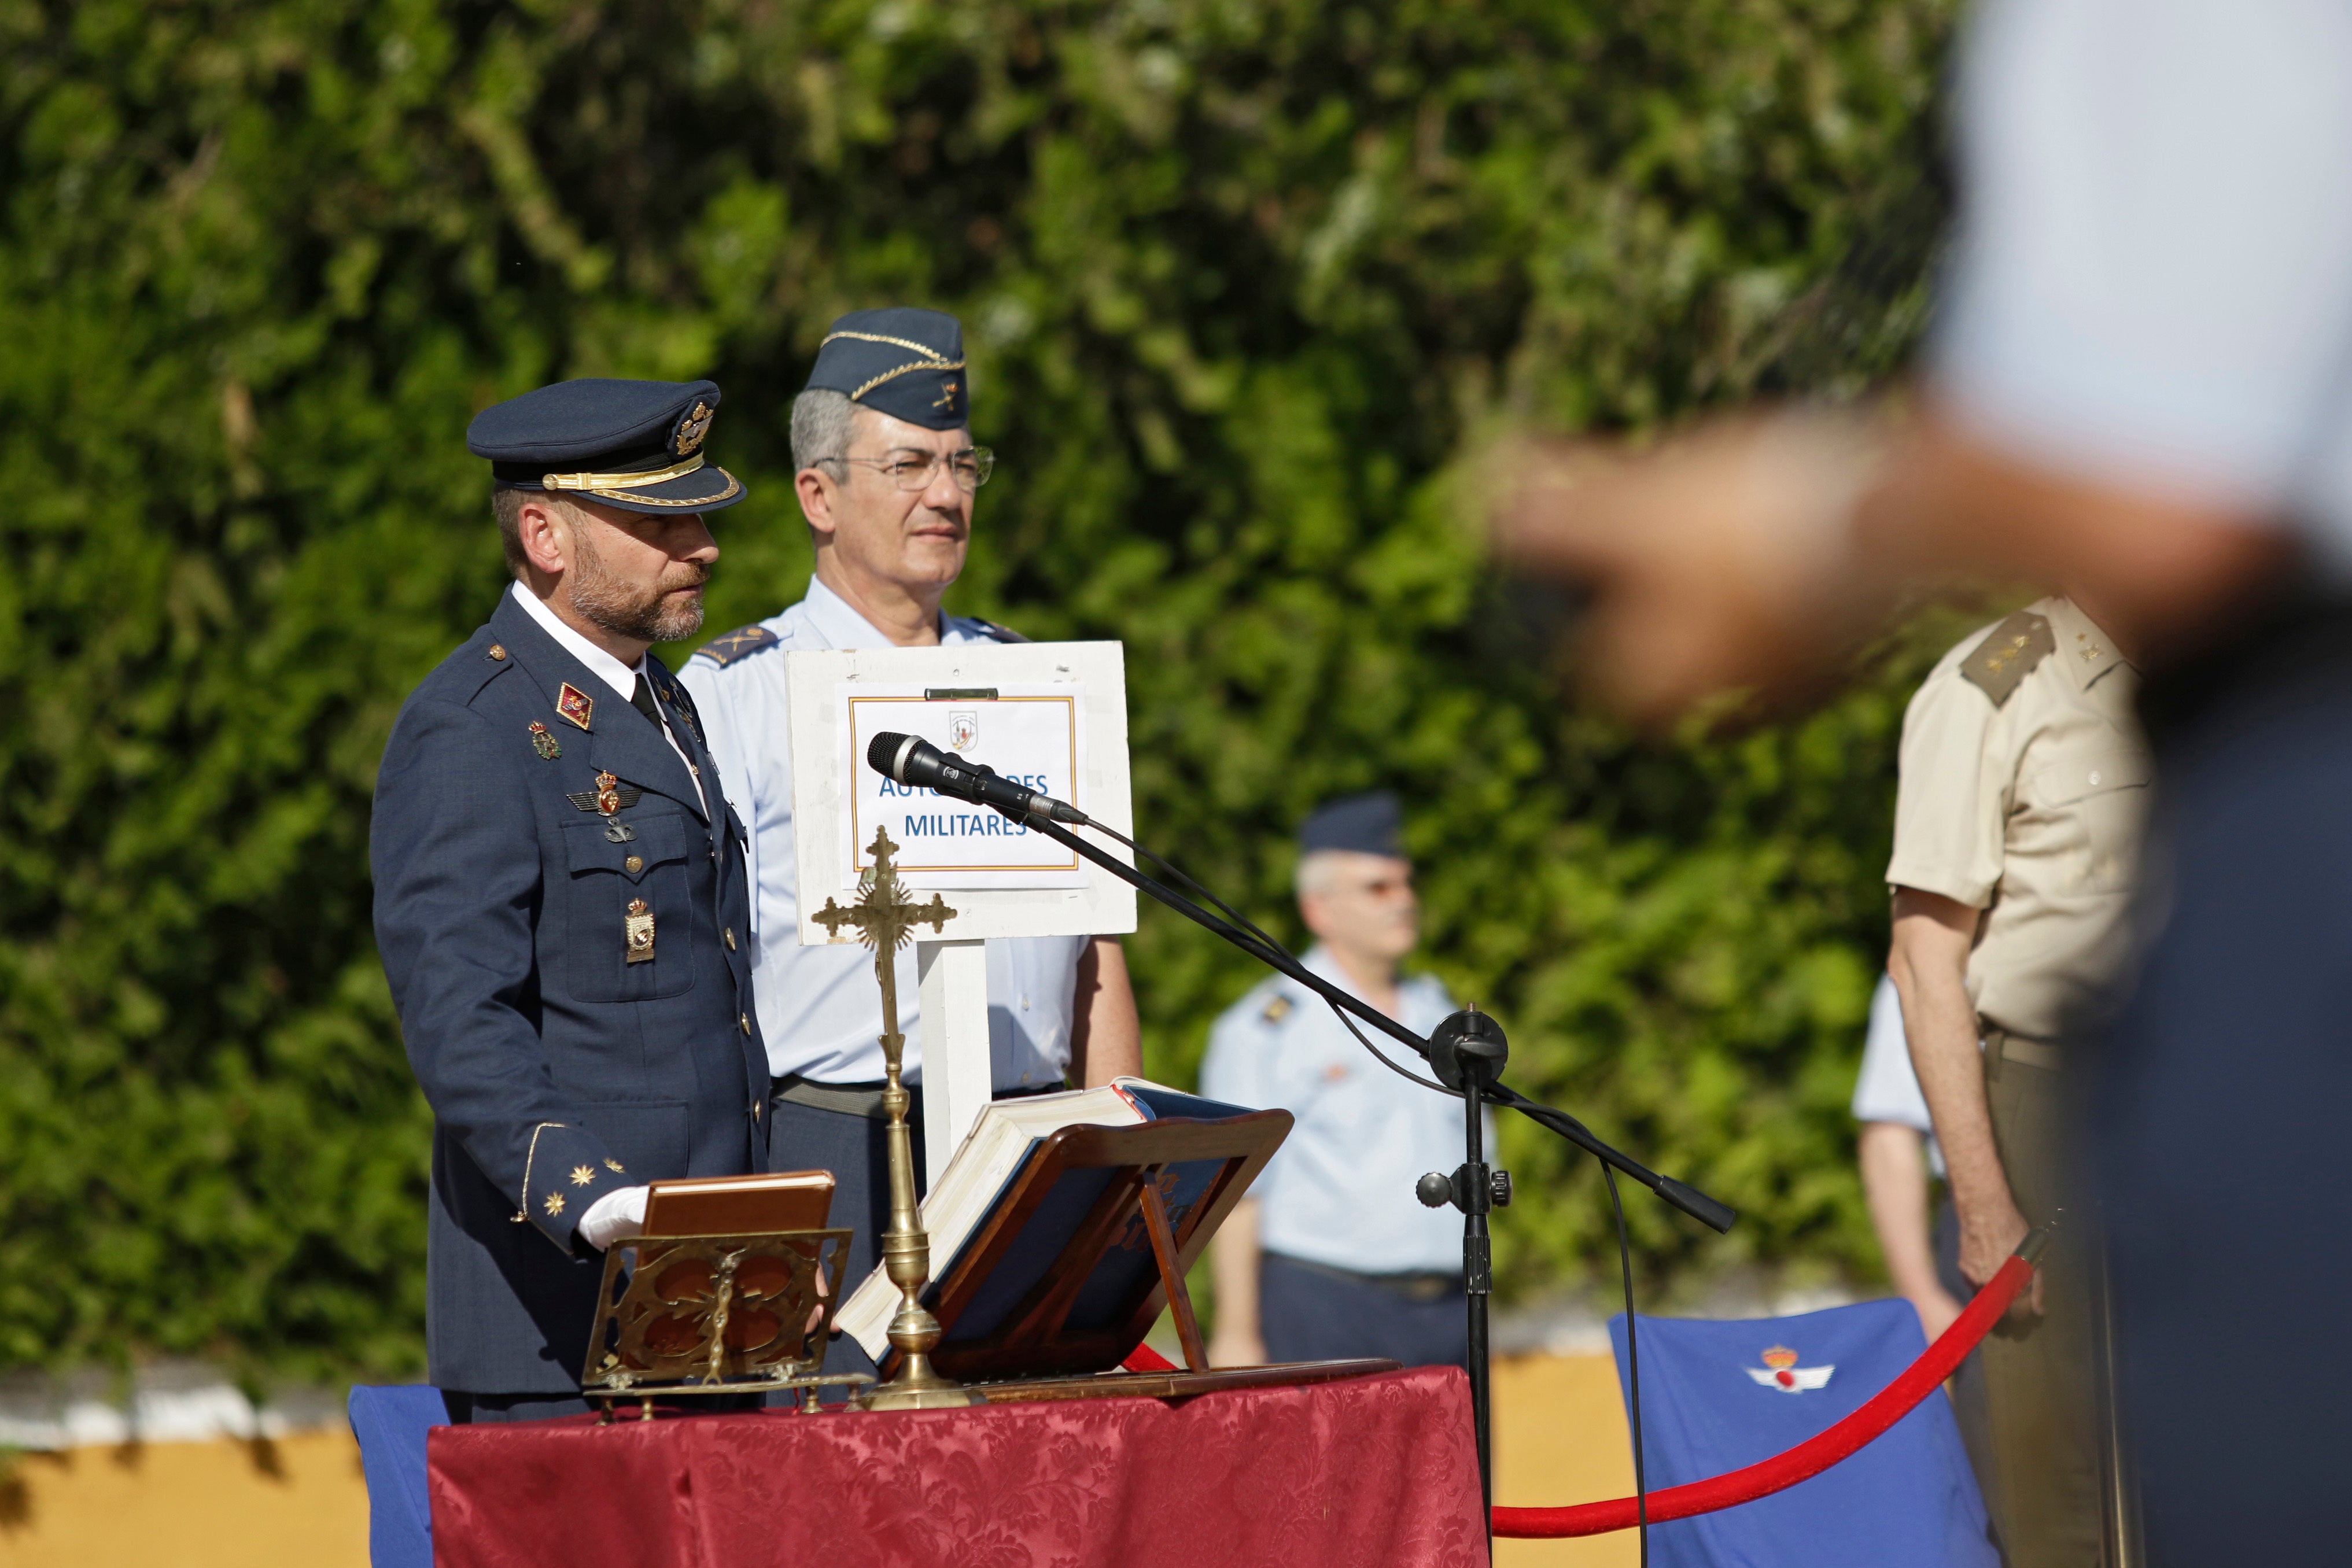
[1199,946,1486,1276]
[679,578,1085,1087]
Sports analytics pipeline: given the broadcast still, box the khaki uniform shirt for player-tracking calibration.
[1886,596,2151,1042]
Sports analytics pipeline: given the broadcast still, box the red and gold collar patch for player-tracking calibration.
[556,682,595,731]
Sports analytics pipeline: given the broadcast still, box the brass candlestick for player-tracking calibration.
[815,828,976,1411]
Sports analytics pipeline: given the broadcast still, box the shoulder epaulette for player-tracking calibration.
[1959,611,2056,707]
[968,617,1029,644]
[692,623,780,668]
[1259,994,1293,1025]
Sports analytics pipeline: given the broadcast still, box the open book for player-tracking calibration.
[835,1076,1254,1359]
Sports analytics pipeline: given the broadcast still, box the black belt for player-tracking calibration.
[769,1073,1067,1120]
[1268,1252,1462,1304]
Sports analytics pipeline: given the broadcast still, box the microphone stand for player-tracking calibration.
[1001,812,1738,1510]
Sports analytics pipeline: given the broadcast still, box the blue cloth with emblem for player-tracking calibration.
[1607,1299,1998,1568]
[371,587,769,1395]
[803,306,968,429]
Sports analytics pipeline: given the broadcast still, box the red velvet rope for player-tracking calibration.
[1492,1249,2036,1539]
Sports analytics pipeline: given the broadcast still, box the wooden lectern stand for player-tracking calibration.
[894,1110,1398,1403]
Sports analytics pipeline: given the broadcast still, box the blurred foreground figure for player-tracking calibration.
[1887,595,2148,1567]
[1200,793,1481,1368]
[1495,2,2352,1556]
[371,381,766,1421]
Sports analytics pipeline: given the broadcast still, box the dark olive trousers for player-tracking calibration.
[1981,1045,2129,1568]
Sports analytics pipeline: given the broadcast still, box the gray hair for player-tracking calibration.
[791,388,860,472]
[1294,849,1350,901]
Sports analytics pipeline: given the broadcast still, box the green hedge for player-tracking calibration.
[0,0,1959,1379]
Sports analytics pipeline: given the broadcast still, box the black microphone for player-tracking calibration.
[867,732,1091,827]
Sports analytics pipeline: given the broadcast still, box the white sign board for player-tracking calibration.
[786,641,1136,943]
[788,640,1137,1190]
[838,685,1088,890]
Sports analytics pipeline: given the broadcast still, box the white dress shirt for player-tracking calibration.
[679,578,1086,1086]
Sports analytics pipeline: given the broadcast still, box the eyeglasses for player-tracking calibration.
[832,448,996,493]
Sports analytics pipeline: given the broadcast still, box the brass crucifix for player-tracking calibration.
[813,828,973,1408]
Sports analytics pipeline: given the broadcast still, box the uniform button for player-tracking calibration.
[488,644,507,661]
[1020,1071,1031,1084]
[739,1013,750,1035]
[751,1100,761,1121]
[723,927,736,951]
[690,763,701,777]
[624,854,643,873]
[1020,995,1031,1011]
[2087,770,2102,787]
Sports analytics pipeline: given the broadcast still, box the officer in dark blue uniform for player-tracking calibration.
[371,378,769,1422]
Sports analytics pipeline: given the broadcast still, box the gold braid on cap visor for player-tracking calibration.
[539,455,743,507]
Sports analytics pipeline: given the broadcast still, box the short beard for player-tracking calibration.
[567,519,708,644]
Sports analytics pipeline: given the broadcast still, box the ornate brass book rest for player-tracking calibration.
[583,1227,872,1419]
[814,827,978,1411]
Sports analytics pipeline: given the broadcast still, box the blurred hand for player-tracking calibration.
[1910,1286,1966,1345]
[1488,414,1886,726]
[1208,1329,1266,1368]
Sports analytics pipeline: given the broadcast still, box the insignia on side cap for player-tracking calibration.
[557,682,595,731]
[1959,611,2055,708]
[692,623,780,667]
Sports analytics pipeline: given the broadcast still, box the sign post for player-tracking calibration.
[787,641,1136,1190]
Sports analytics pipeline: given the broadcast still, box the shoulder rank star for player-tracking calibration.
[556,682,595,731]
[566,770,644,816]
[528,721,562,760]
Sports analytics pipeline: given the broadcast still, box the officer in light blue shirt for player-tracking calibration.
[677,309,1141,1369]
[1199,792,1486,1368]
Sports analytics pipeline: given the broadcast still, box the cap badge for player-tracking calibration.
[528,721,562,760]
[673,400,715,458]
[557,682,595,730]
[1746,1344,1834,1393]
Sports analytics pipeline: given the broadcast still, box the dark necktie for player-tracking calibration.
[629,672,663,732]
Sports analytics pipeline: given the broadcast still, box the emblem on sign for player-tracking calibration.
[948,710,979,751]
[625,898,655,965]
[528,721,562,760]
[557,682,595,731]
[1745,1345,1834,1393]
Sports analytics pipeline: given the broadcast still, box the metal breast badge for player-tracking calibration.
[528,721,562,760]
[567,770,644,841]
[625,898,655,965]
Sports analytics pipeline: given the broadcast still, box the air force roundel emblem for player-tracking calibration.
[1745,1344,1834,1393]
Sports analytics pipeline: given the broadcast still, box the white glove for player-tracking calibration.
[577,1185,648,1251]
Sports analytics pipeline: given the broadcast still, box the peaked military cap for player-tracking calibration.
[466,378,745,515]
[1300,791,1404,858]
[804,307,968,430]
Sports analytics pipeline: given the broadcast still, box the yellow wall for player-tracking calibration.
[0,1355,1640,1566]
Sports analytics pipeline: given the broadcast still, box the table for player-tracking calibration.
[428,1366,1485,1567]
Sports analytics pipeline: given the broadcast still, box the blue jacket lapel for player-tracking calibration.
[489,595,709,821]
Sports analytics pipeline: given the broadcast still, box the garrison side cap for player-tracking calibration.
[466,378,746,515]
[803,307,968,430]
[1299,791,1404,858]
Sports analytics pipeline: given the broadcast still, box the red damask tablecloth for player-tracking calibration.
[428,1365,1485,1567]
